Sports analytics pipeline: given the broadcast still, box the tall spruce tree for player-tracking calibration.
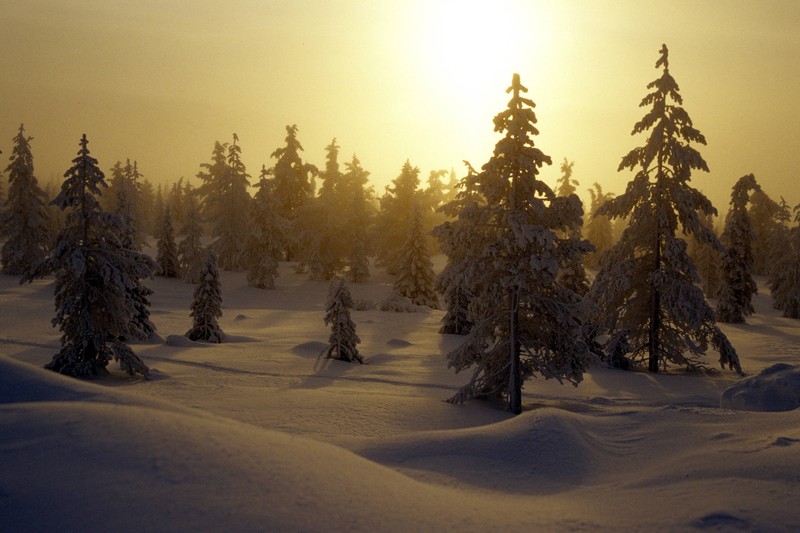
[693,212,722,298]
[156,205,180,278]
[747,188,781,276]
[245,166,290,289]
[375,160,423,274]
[445,74,592,414]
[22,135,151,377]
[0,124,51,275]
[177,189,205,284]
[768,203,800,318]
[433,164,482,335]
[589,44,740,374]
[584,183,615,269]
[269,125,318,260]
[393,201,439,308]
[342,154,374,283]
[186,251,224,343]
[716,174,759,323]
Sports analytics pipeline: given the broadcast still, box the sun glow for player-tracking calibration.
[416,0,557,109]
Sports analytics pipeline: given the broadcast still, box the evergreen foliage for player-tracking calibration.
[589,44,740,374]
[322,277,363,363]
[584,183,615,269]
[693,212,722,298]
[156,205,181,278]
[0,124,52,275]
[554,159,590,295]
[196,135,251,271]
[245,166,290,289]
[716,174,759,323]
[393,202,439,308]
[186,251,225,343]
[177,190,206,284]
[269,125,318,261]
[342,155,374,283]
[768,203,800,318]
[747,189,781,276]
[443,74,592,413]
[22,135,151,377]
[375,160,423,274]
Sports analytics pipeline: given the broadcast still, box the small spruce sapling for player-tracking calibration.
[186,251,225,343]
[322,277,363,363]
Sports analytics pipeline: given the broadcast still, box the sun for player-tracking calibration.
[416,0,556,108]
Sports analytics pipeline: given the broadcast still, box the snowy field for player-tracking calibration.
[2,261,800,532]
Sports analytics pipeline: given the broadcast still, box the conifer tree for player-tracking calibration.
[245,166,290,289]
[393,202,439,308]
[554,159,590,295]
[589,44,740,374]
[445,74,592,413]
[322,277,363,363]
[0,124,51,275]
[584,183,615,269]
[177,189,205,284]
[375,160,423,274]
[768,203,800,318]
[269,125,318,260]
[342,155,374,283]
[716,174,759,323]
[747,188,781,276]
[186,251,224,343]
[693,212,722,298]
[432,166,481,335]
[23,135,151,377]
[156,205,180,278]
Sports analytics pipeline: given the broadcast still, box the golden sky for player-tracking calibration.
[2,0,798,212]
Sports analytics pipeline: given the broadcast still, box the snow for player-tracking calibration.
[2,266,800,531]
[721,363,800,412]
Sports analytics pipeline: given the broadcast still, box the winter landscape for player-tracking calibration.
[2,1,800,532]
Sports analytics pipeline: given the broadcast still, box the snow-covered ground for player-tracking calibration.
[2,263,799,532]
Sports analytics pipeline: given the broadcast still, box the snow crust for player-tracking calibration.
[2,268,799,531]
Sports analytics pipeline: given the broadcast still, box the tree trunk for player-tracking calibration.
[508,287,522,414]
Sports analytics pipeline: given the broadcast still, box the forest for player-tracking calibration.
[2,44,800,531]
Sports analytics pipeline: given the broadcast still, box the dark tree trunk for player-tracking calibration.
[508,287,522,414]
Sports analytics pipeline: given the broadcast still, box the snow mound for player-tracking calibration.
[1,401,472,532]
[353,408,599,494]
[379,294,420,312]
[0,355,103,404]
[292,341,329,356]
[720,363,800,412]
[165,334,211,348]
[387,338,413,347]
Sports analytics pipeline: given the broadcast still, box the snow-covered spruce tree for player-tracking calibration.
[768,203,800,318]
[583,183,615,270]
[186,251,224,343]
[589,44,740,374]
[446,74,592,414]
[22,134,151,377]
[747,188,781,276]
[322,277,363,363]
[393,201,439,308]
[342,154,375,283]
[245,166,290,289]
[114,180,158,342]
[177,189,205,284]
[374,160,424,274]
[0,124,52,275]
[432,163,482,335]
[716,174,759,323]
[269,125,318,260]
[554,159,590,295]
[196,135,251,271]
[693,212,722,298]
[156,205,180,278]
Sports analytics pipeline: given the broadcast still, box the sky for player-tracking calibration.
[1,0,799,213]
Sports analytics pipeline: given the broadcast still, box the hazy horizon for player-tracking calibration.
[2,0,798,211]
